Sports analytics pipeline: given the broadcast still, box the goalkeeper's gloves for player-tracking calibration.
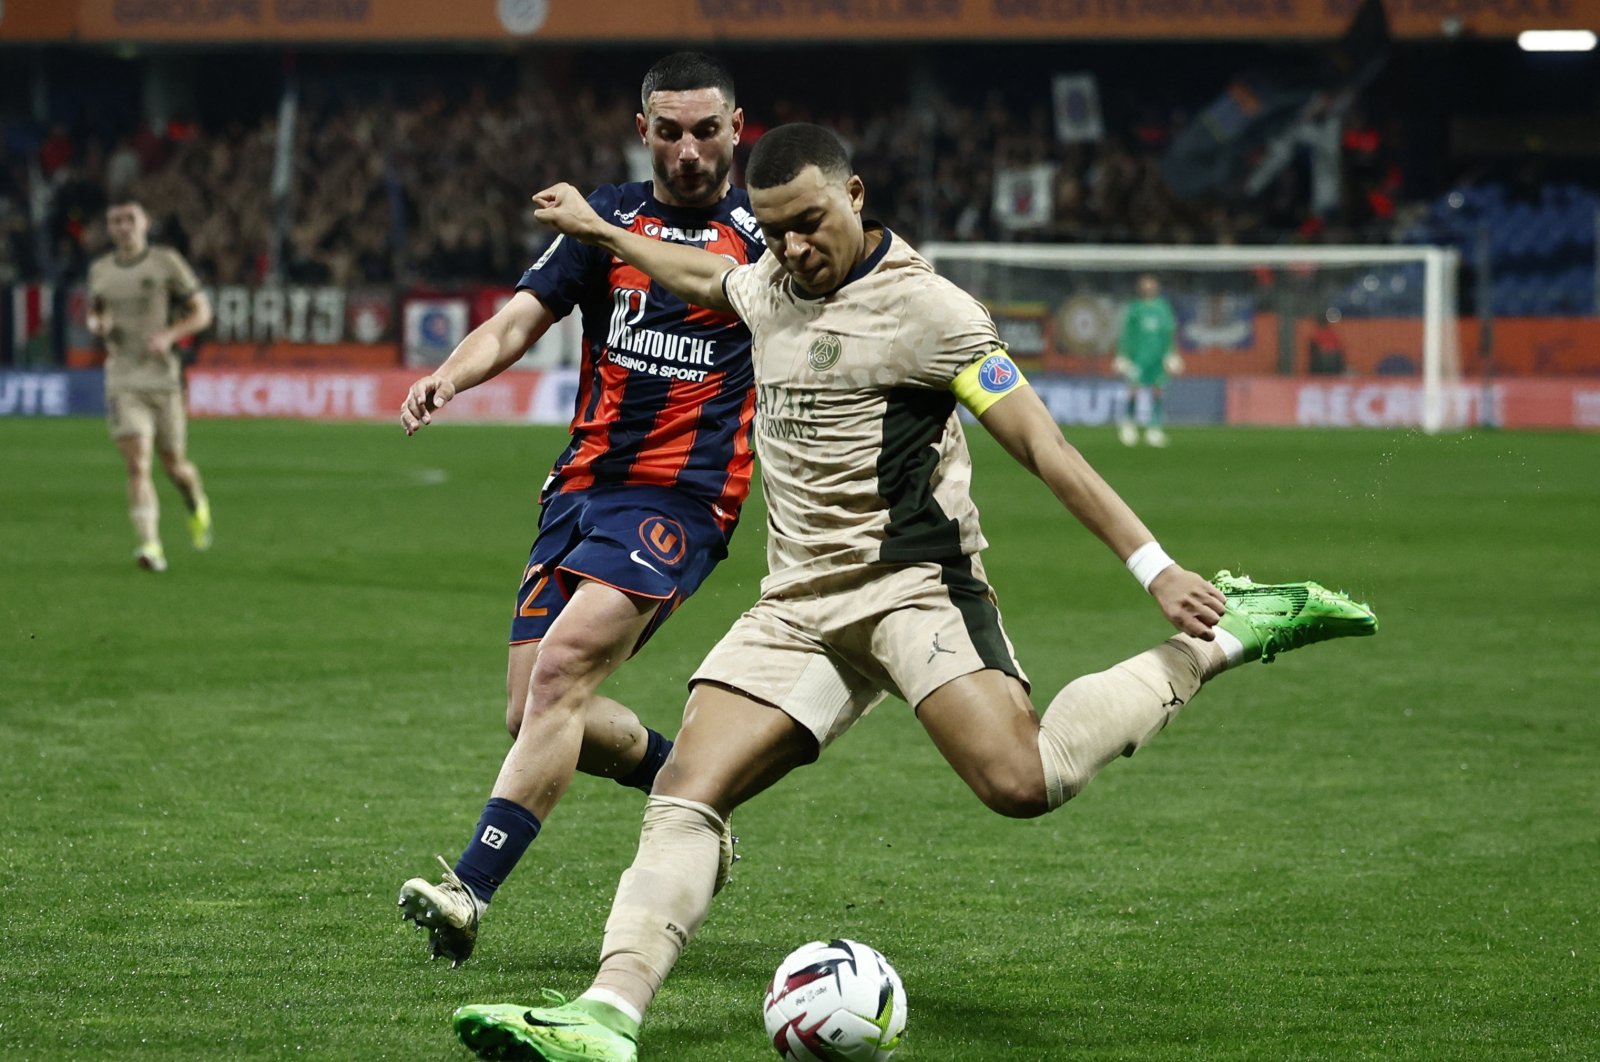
[1111,355,1136,381]
[1163,352,1185,376]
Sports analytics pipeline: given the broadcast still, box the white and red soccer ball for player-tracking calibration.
[763,938,907,1062]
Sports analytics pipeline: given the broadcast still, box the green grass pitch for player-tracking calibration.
[3,418,1596,1060]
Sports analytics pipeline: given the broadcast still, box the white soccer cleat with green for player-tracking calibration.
[1212,570,1377,664]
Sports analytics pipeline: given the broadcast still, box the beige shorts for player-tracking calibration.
[692,557,1028,748]
[107,388,187,451]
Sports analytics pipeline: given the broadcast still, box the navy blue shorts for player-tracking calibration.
[509,484,734,655]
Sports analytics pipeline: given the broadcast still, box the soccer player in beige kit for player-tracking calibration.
[87,198,214,572]
[450,124,1378,1062]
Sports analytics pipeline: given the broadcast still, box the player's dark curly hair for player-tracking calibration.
[640,52,736,111]
[746,123,851,190]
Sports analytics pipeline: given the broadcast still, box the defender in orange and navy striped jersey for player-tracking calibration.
[395,53,759,968]
[519,179,761,534]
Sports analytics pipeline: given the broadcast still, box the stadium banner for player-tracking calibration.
[1052,74,1104,144]
[195,342,398,368]
[1174,294,1256,351]
[186,367,578,423]
[209,284,380,344]
[988,303,1052,367]
[0,370,105,417]
[1284,316,1600,377]
[402,297,471,368]
[19,0,1593,42]
[1227,376,1600,430]
[1035,314,1600,377]
[1028,375,1226,426]
[0,2,77,39]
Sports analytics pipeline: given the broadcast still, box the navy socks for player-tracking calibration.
[453,797,541,905]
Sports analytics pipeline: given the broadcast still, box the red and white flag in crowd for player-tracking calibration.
[8,283,54,362]
[992,164,1056,232]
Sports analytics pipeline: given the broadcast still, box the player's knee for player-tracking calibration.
[505,667,540,737]
[972,769,1051,819]
[525,641,598,713]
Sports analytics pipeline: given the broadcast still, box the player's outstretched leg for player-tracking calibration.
[398,856,483,967]
[453,995,639,1062]
[1212,570,1377,664]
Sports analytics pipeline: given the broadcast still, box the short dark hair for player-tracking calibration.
[640,52,735,112]
[106,196,145,212]
[746,123,851,191]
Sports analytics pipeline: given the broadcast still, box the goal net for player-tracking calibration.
[923,243,1465,433]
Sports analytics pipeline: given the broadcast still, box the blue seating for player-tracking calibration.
[1413,183,1598,316]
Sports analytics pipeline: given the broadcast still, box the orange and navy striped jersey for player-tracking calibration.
[518,182,763,533]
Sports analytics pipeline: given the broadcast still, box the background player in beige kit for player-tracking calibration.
[86,198,214,573]
[449,123,1378,1061]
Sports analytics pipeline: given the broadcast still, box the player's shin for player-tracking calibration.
[130,501,159,544]
[589,795,725,1016]
[1035,639,1214,809]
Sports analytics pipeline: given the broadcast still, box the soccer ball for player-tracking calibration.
[763,938,907,1062]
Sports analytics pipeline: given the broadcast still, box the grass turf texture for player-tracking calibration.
[2,418,1596,1061]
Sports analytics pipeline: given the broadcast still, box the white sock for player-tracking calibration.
[579,987,643,1025]
[1212,627,1246,668]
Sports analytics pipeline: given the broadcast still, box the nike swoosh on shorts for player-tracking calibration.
[629,550,664,575]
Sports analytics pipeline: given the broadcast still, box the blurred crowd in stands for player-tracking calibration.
[0,57,1585,307]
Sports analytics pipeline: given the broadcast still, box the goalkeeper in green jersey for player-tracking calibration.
[1114,273,1182,447]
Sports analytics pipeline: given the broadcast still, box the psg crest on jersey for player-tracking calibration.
[807,334,843,371]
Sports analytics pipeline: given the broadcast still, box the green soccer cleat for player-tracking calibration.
[398,856,481,967]
[135,542,167,573]
[188,498,213,551]
[1212,570,1377,664]
[453,996,639,1062]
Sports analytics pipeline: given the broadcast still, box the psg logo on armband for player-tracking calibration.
[978,354,1018,393]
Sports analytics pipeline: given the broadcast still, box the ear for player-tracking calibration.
[635,112,648,144]
[731,106,744,146]
[846,174,866,215]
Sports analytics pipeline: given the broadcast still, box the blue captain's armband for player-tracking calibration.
[951,349,1027,416]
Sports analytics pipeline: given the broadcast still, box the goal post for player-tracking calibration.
[923,243,1464,433]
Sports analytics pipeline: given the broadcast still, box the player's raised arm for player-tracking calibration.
[973,381,1225,638]
[532,183,737,315]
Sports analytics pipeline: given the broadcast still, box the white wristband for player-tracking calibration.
[1125,541,1176,593]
